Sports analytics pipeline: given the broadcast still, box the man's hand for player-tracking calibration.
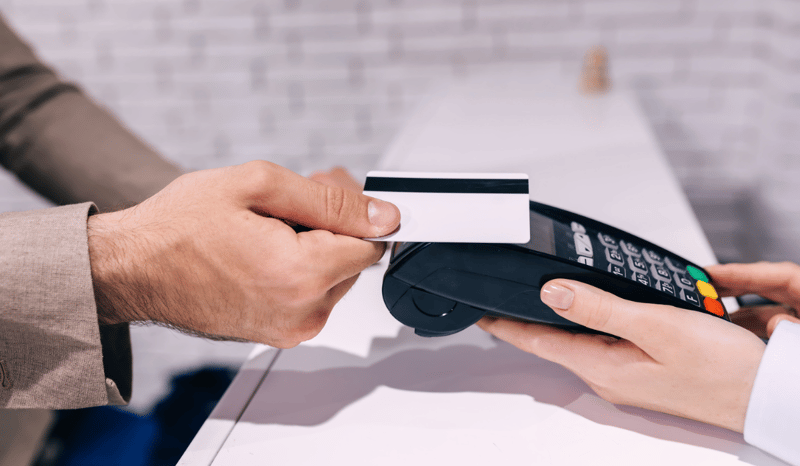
[478,279,766,433]
[87,161,400,348]
[706,262,800,339]
[308,167,364,193]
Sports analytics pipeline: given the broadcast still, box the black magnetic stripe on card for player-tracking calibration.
[364,177,528,194]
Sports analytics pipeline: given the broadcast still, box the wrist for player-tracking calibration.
[87,210,153,324]
[711,342,765,434]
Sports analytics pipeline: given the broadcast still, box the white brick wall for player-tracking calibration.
[1,0,799,262]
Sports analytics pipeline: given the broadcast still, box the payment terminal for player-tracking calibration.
[382,201,729,337]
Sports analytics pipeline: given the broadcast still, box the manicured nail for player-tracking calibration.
[541,283,574,310]
[368,199,400,233]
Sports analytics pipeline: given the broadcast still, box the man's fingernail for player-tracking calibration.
[368,199,399,232]
[541,283,574,310]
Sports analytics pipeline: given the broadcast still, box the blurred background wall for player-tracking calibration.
[1,0,799,264]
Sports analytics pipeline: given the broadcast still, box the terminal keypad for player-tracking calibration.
[570,222,725,317]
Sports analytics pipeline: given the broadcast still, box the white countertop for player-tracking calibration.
[181,71,785,466]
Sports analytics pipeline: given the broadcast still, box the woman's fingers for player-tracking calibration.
[706,262,800,310]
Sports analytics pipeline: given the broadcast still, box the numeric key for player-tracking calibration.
[657,281,676,296]
[627,256,648,274]
[651,264,671,282]
[631,272,651,287]
[642,248,663,265]
[664,256,685,273]
[673,273,694,290]
[605,247,624,266]
[597,233,618,249]
[620,240,641,257]
[608,264,625,277]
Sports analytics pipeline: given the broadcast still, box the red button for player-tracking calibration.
[704,297,724,317]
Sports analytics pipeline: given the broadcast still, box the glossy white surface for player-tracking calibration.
[183,72,784,465]
[177,346,279,466]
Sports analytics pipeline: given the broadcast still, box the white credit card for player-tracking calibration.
[363,171,530,243]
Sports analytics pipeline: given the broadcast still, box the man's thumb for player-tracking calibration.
[241,162,400,238]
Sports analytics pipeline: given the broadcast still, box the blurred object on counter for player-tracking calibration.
[579,46,611,95]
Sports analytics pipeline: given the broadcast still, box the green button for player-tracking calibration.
[686,265,709,283]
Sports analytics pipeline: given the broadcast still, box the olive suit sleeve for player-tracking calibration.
[0,15,183,408]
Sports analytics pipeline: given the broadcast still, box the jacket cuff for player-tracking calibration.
[0,203,131,408]
[744,320,800,465]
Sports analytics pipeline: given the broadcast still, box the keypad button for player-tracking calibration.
[704,297,725,317]
[631,272,651,287]
[686,265,709,283]
[573,232,593,257]
[627,256,648,274]
[597,233,618,249]
[605,247,624,266]
[642,248,664,265]
[608,264,626,277]
[651,265,671,282]
[696,281,718,299]
[620,240,641,257]
[664,257,685,273]
[680,289,701,306]
[571,221,586,234]
[657,281,676,296]
[673,273,694,290]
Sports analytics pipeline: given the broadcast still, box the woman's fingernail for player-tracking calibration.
[541,283,574,310]
[368,199,400,232]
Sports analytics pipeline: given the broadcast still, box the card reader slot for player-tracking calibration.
[414,268,535,312]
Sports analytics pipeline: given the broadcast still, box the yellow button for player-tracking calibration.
[696,281,718,299]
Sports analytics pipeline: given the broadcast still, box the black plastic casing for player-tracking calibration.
[382,201,730,337]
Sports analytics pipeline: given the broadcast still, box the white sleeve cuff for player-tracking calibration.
[744,320,800,465]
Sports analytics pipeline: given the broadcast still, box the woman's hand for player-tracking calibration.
[478,279,766,432]
[706,262,800,339]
